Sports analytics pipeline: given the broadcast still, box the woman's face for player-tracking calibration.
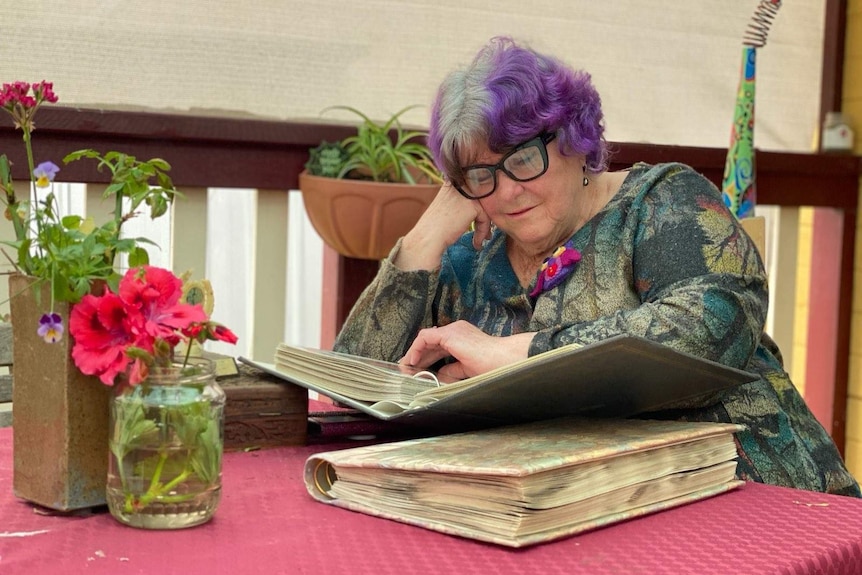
[468,137,586,254]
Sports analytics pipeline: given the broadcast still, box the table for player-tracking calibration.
[2,426,862,574]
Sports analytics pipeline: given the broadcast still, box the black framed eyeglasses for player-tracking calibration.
[454,132,557,199]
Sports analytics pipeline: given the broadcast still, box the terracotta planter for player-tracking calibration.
[299,170,439,261]
[9,274,110,511]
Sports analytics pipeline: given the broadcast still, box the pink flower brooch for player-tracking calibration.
[529,240,581,298]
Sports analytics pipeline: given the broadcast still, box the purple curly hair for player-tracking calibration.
[428,37,608,187]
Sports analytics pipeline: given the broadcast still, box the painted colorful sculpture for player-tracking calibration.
[721,0,782,219]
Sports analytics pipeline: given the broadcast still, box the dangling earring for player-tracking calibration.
[583,166,589,187]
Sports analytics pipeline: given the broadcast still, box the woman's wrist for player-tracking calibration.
[394,228,448,271]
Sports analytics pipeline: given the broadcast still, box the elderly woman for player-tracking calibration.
[333,37,860,496]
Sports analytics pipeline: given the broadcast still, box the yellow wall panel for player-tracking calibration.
[843,10,862,478]
[848,397,862,441]
[851,336,862,398]
[848,12,862,56]
[845,72,862,101]
[846,438,862,477]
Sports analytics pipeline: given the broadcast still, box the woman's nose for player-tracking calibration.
[494,170,523,197]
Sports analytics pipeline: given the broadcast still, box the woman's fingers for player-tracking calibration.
[472,208,492,250]
[399,327,446,368]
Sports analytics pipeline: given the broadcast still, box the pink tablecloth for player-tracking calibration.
[2,425,862,575]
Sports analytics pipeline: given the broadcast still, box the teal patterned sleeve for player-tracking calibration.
[529,164,769,370]
[333,232,485,361]
[333,240,439,361]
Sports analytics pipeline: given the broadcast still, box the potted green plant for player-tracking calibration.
[299,106,442,261]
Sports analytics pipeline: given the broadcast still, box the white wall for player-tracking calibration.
[2,1,824,153]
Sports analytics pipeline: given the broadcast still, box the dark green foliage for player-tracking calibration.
[305,141,350,178]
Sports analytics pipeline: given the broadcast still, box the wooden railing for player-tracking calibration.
[1,107,859,449]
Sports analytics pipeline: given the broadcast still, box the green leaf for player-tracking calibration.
[106,274,121,294]
[156,172,173,189]
[128,247,149,267]
[110,394,160,462]
[147,158,171,171]
[103,151,124,164]
[0,155,11,184]
[147,195,168,218]
[62,149,102,163]
[102,182,125,197]
[61,214,82,230]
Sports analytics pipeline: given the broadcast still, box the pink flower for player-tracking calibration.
[181,323,205,340]
[0,80,60,130]
[209,324,238,344]
[182,321,237,345]
[70,292,137,386]
[70,266,236,386]
[119,266,207,341]
[32,81,57,104]
[127,357,150,386]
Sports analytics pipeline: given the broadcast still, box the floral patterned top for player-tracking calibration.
[334,162,860,496]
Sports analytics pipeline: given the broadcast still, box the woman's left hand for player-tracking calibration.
[399,320,534,380]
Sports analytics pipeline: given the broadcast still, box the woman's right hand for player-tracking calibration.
[399,321,534,380]
[394,182,491,271]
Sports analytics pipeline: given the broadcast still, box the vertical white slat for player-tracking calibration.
[252,189,289,362]
[757,204,798,378]
[171,186,208,280]
[30,181,87,250]
[205,188,255,358]
[286,189,324,398]
[758,204,777,334]
[284,190,324,349]
[47,182,87,221]
[118,193,173,272]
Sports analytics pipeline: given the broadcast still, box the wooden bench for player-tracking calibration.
[0,322,11,427]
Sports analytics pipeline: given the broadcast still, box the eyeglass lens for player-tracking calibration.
[460,134,553,199]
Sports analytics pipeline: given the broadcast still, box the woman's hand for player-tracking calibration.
[394,183,491,271]
[399,320,534,380]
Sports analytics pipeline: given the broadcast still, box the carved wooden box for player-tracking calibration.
[221,363,308,450]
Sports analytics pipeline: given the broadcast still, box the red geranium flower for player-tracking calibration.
[70,266,236,386]
[70,292,137,386]
[119,266,208,341]
[210,324,238,344]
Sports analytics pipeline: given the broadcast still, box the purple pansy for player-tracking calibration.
[529,240,581,298]
[37,312,64,343]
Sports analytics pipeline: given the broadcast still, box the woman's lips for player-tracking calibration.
[508,206,534,217]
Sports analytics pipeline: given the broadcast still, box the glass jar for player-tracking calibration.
[106,357,225,529]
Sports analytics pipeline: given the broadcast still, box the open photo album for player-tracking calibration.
[240,335,757,429]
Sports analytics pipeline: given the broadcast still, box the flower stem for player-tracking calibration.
[106,172,125,269]
[21,129,44,261]
[182,340,193,369]
[146,451,169,493]
[123,450,195,512]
